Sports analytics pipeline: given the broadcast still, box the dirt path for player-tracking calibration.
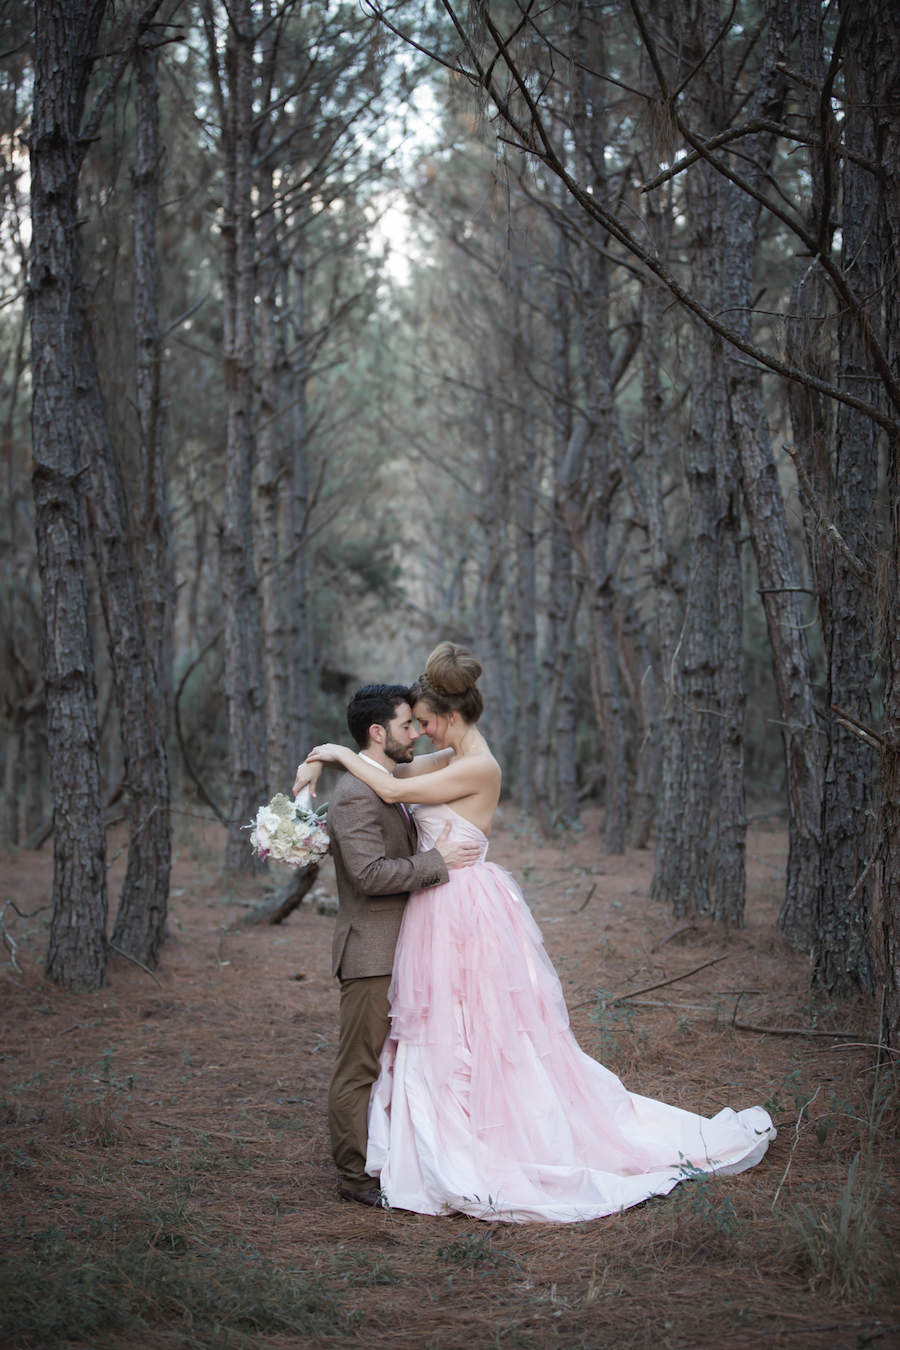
[2,809,898,1349]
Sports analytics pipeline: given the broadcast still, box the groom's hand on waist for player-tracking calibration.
[435,822,480,870]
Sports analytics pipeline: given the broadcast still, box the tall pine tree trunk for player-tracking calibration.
[659,1,746,919]
[256,165,291,791]
[108,26,172,966]
[78,306,170,967]
[780,0,831,949]
[287,255,312,757]
[537,207,579,828]
[571,2,628,850]
[623,596,659,850]
[476,394,512,764]
[30,0,108,990]
[218,3,267,869]
[132,32,173,717]
[851,0,900,1048]
[713,316,745,924]
[665,140,724,916]
[810,13,880,995]
[644,194,685,901]
[511,259,539,814]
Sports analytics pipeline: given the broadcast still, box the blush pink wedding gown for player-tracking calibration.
[365,804,775,1223]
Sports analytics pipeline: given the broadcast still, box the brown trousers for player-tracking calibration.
[328,974,391,1191]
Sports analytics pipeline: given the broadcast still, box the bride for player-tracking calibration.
[303,642,775,1223]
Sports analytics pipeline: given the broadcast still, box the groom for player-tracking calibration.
[296,684,478,1206]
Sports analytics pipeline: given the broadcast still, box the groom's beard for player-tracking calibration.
[384,733,415,765]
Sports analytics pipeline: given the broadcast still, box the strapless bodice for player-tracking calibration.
[411,803,489,863]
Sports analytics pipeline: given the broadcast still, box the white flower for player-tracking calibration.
[246,792,329,867]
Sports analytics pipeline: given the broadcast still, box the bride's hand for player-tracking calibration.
[292,759,323,798]
[307,742,351,768]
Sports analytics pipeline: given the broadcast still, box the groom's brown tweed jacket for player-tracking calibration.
[327,773,447,979]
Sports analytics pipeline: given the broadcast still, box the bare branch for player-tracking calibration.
[399,3,899,438]
[782,443,870,580]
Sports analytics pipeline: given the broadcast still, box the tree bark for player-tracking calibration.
[536,203,579,828]
[287,255,312,758]
[511,258,539,815]
[30,0,108,989]
[711,5,804,925]
[101,25,173,967]
[712,348,746,924]
[476,393,513,765]
[256,163,291,791]
[809,0,883,997]
[622,596,659,850]
[850,0,900,1048]
[132,31,173,719]
[642,189,685,902]
[570,0,628,851]
[665,140,724,917]
[215,1,268,869]
[654,0,747,921]
[780,0,832,948]
[77,302,171,968]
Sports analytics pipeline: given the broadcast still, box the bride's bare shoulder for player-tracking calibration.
[470,749,502,782]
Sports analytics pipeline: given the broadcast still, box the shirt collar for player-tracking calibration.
[358,752,391,775]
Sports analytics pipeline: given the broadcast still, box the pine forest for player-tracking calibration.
[2,2,899,1346]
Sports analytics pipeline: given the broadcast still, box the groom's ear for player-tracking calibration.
[368,722,385,747]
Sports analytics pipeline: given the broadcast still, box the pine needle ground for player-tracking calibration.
[2,810,898,1349]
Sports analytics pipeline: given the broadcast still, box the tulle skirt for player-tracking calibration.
[366,811,774,1223]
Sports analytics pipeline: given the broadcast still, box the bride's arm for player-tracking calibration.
[306,743,499,805]
[393,748,454,778]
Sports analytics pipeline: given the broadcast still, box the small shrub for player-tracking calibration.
[436,1232,520,1273]
[663,1162,745,1261]
[776,1152,896,1300]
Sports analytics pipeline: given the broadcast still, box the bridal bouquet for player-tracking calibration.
[246,790,329,867]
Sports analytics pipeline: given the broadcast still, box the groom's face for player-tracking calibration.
[382,702,420,764]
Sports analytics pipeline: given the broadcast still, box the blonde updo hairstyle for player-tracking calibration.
[410,641,484,724]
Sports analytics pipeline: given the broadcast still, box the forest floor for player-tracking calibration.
[2,806,899,1350]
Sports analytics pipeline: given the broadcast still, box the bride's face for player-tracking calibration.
[413,700,449,748]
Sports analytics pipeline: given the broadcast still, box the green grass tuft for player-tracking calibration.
[1,1216,348,1348]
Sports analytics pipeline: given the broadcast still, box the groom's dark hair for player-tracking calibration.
[346,684,411,749]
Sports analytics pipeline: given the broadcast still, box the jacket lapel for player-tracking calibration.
[394,801,417,851]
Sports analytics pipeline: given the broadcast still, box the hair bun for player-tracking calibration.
[425,641,482,696]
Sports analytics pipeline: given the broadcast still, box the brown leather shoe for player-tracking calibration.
[339,1184,383,1207]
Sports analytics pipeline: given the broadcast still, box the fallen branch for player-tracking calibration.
[621,999,719,1011]
[150,1117,273,1145]
[812,1041,900,1056]
[241,862,320,926]
[572,882,597,914]
[651,924,696,950]
[733,1021,863,1040]
[1,899,52,974]
[107,941,162,987]
[570,954,730,1011]
[609,954,730,1005]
